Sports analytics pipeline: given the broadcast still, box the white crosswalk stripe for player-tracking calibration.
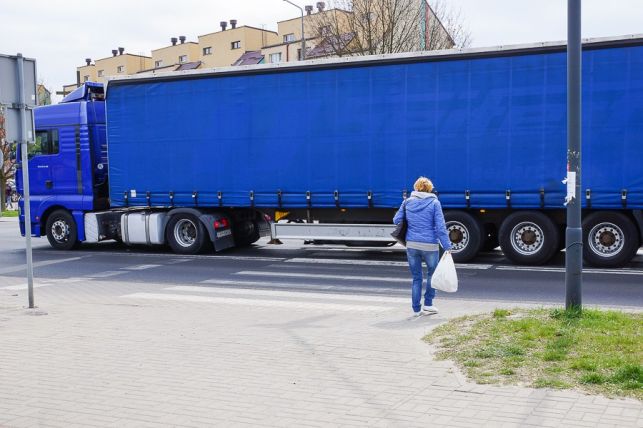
[284,257,493,270]
[166,285,408,304]
[235,270,408,283]
[121,292,394,312]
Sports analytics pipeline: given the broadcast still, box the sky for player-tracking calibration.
[1,0,642,102]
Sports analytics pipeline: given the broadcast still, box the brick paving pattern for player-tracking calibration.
[0,276,641,427]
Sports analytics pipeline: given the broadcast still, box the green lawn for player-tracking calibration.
[0,209,18,217]
[425,308,642,399]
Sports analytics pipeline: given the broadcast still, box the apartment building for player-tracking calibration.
[62,48,152,95]
[151,36,201,70]
[198,21,279,68]
[61,1,454,95]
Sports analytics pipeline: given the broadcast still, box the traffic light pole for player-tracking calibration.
[565,0,582,310]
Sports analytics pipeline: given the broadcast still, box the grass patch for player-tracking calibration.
[0,210,18,217]
[425,308,643,399]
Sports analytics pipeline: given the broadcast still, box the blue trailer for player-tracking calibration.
[17,35,643,267]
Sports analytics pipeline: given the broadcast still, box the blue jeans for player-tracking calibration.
[406,248,439,312]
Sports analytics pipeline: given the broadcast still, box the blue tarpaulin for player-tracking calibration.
[106,43,643,210]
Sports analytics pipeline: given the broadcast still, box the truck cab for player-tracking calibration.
[16,83,108,244]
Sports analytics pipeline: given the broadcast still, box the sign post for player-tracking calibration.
[0,53,37,309]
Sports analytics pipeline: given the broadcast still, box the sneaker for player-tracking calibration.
[422,305,438,315]
[412,311,422,317]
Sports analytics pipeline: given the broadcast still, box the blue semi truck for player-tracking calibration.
[16,35,643,267]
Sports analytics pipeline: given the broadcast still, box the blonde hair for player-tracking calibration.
[414,176,434,193]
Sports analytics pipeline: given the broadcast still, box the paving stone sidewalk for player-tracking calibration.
[0,278,641,428]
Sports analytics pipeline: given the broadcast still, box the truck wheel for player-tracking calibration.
[166,214,209,254]
[45,209,79,250]
[499,211,559,265]
[234,220,260,247]
[582,211,639,268]
[445,211,483,263]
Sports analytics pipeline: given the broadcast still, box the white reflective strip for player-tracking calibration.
[165,285,408,304]
[121,293,393,312]
[236,270,407,283]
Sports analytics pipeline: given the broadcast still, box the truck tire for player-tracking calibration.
[166,214,210,254]
[234,220,260,247]
[445,211,483,263]
[582,211,639,268]
[45,209,79,250]
[499,211,559,265]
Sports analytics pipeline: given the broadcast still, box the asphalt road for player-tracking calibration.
[0,217,641,309]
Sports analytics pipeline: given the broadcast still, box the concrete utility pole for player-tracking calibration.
[565,0,582,310]
[283,0,306,60]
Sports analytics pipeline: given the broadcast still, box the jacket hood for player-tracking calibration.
[410,191,436,199]
[406,191,437,213]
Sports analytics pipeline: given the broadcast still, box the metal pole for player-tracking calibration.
[283,0,306,60]
[565,0,582,310]
[17,54,35,309]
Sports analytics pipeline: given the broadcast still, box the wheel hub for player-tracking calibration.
[588,223,623,256]
[51,220,69,242]
[446,222,468,253]
[174,219,197,247]
[510,222,544,255]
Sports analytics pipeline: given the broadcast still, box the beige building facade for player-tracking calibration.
[198,25,279,68]
[61,4,454,95]
[151,39,201,69]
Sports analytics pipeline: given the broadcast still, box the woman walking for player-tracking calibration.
[393,177,451,316]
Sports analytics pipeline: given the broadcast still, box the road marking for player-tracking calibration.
[165,259,191,265]
[286,258,408,267]
[496,266,643,276]
[284,257,493,270]
[122,264,162,271]
[199,278,404,295]
[165,285,408,304]
[0,256,86,275]
[71,249,286,262]
[121,292,394,312]
[235,270,408,283]
[1,277,85,290]
[84,270,125,278]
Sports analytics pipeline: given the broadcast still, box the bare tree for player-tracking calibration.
[426,0,471,49]
[308,0,471,58]
[0,108,14,211]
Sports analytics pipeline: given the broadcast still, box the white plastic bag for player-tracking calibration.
[431,252,458,292]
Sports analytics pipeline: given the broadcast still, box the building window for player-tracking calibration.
[155,60,163,68]
[30,129,59,158]
[297,49,302,60]
[231,41,241,50]
[179,55,188,64]
[203,46,212,55]
[269,53,282,63]
[117,65,125,73]
[283,33,295,43]
[97,70,104,77]
[83,75,89,82]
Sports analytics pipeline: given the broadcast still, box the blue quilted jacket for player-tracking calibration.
[393,191,452,250]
